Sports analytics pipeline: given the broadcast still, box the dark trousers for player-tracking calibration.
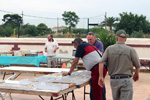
[90,65,107,100]
[90,80,106,100]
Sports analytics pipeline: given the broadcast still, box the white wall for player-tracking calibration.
[0,38,149,58]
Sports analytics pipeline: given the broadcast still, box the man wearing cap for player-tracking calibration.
[98,30,140,100]
[63,37,107,100]
[87,32,106,100]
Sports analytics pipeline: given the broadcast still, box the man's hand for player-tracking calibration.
[132,73,139,82]
[54,47,59,53]
[54,49,56,53]
[98,77,104,87]
[62,72,69,76]
[45,48,47,52]
[133,68,140,82]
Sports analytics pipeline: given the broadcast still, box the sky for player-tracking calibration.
[0,0,150,28]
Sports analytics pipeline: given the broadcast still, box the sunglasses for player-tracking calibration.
[87,32,95,36]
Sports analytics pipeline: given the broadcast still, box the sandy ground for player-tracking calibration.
[1,71,150,100]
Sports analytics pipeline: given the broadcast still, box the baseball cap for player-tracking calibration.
[116,30,127,38]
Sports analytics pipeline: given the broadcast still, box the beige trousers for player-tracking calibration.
[47,56,56,68]
[110,78,133,100]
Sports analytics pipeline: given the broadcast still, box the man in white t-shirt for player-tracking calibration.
[45,34,59,68]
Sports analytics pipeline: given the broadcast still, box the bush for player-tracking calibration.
[23,25,38,36]
[0,25,13,37]
[130,30,143,38]
[96,29,116,51]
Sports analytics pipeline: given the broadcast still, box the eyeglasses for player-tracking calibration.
[87,32,95,36]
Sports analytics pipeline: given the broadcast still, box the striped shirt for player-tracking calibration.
[75,42,101,71]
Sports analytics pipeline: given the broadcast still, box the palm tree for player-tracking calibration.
[101,17,117,33]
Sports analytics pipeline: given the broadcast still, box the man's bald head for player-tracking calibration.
[87,32,96,45]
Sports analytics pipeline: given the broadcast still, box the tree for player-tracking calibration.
[101,17,117,33]
[115,12,150,35]
[2,14,22,29]
[2,14,22,37]
[62,11,79,33]
[23,24,38,36]
[96,28,116,51]
[37,23,49,35]
[0,24,13,37]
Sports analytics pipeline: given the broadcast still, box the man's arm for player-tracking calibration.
[131,49,140,81]
[133,68,140,81]
[54,41,59,53]
[44,43,47,52]
[62,57,79,76]
[97,41,104,54]
[54,47,59,53]
[98,62,104,87]
[98,47,109,87]
[45,48,47,52]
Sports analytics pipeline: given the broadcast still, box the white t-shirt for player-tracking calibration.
[45,40,58,56]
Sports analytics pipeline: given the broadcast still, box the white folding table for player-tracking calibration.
[0,66,70,80]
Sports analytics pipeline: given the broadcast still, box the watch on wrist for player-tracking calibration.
[68,72,71,75]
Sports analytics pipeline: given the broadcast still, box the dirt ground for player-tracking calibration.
[1,71,150,100]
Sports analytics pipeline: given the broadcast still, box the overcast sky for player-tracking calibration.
[0,0,150,28]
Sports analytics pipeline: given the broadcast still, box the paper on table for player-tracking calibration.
[37,82,69,92]
[0,83,36,90]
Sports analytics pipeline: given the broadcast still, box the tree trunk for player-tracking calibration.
[110,26,112,33]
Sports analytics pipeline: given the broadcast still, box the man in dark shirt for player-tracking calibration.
[87,32,106,100]
[63,38,107,100]
[87,32,103,54]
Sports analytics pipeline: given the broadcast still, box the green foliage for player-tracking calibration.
[2,14,22,29]
[130,30,144,38]
[90,27,105,35]
[0,25,13,37]
[96,29,116,51]
[23,24,38,36]
[37,23,50,35]
[73,28,87,34]
[62,11,79,33]
[115,12,150,35]
[101,17,117,33]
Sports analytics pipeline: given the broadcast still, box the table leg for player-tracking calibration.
[84,86,86,100]
[148,61,150,72]
[39,95,44,100]
[72,90,76,100]
[60,59,62,68]
[9,93,13,100]
[62,95,65,100]
[2,72,15,80]
[83,86,90,100]
[50,97,53,100]
[64,93,67,100]
[5,73,21,81]
[2,72,6,80]
[0,93,5,100]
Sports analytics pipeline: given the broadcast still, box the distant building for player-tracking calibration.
[52,26,65,32]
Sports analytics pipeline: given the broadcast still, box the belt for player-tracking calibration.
[90,64,98,71]
[110,75,131,79]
